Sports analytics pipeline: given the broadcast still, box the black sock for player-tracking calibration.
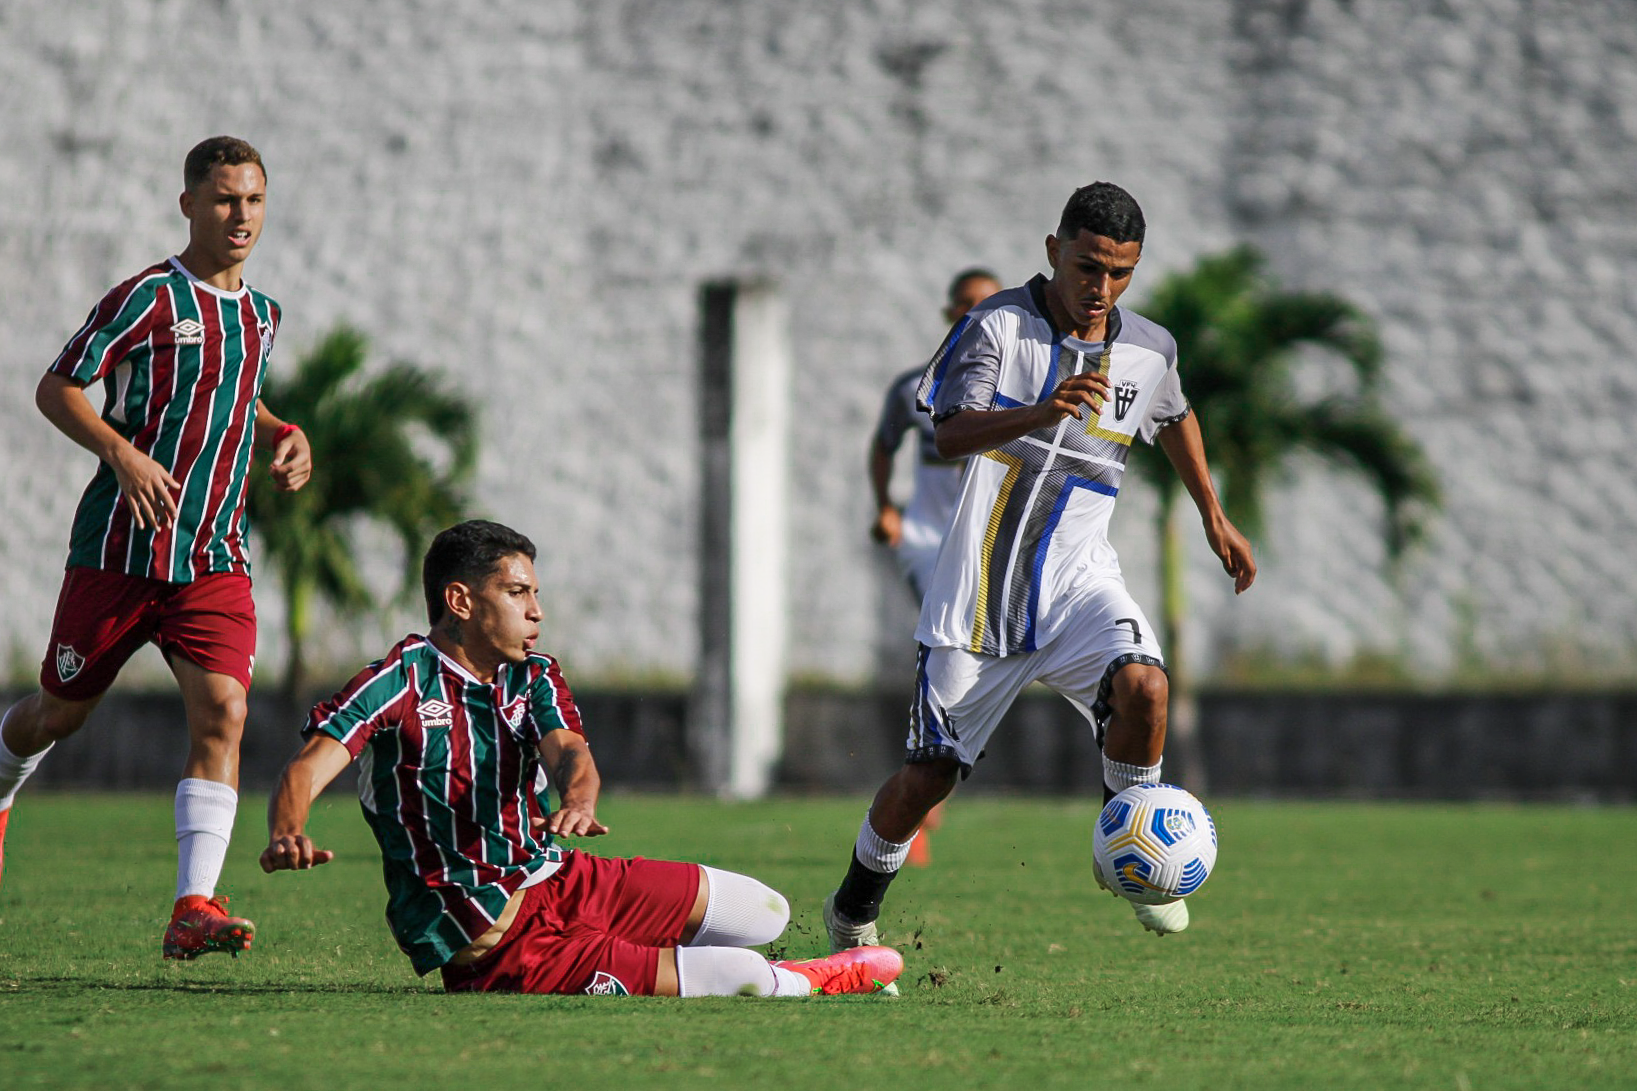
[1103,782,1117,806]
[833,851,898,924]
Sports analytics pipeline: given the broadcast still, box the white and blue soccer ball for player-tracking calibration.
[1093,783,1217,906]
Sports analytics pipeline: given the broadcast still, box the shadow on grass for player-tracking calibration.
[4,975,434,996]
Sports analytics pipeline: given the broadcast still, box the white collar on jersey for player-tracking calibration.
[168,256,251,300]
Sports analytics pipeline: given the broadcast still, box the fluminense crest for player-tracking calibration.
[583,971,630,996]
[55,643,85,682]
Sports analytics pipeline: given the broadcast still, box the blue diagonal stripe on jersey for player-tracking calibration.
[1022,475,1121,652]
[1037,339,1064,405]
[918,313,975,412]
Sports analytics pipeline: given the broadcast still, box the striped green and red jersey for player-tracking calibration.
[48,258,280,583]
[304,635,585,975]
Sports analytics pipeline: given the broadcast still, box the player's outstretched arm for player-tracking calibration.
[261,734,352,872]
[1156,413,1257,594]
[933,372,1112,459]
[254,399,312,492]
[537,728,610,839]
[868,439,903,546]
[36,373,180,530]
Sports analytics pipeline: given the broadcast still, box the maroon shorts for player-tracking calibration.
[39,567,257,700]
[440,852,701,996]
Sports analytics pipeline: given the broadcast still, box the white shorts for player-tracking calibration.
[904,580,1164,776]
[894,516,945,602]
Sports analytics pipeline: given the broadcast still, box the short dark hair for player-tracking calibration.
[422,520,537,626]
[946,267,1001,302]
[1056,182,1145,247]
[184,136,266,191]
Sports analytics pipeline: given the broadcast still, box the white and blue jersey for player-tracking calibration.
[913,274,1190,658]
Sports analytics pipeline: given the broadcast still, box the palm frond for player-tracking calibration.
[249,324,482,694]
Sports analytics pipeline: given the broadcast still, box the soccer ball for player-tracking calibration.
[1093,783,1217,905]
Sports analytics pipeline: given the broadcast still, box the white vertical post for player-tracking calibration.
[726,281,789,799]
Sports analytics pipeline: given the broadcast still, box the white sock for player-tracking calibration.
[688,867,790,947]
[854,814,914,874]
[1104,756,1162,797]
[673,947,816,998]
[174,778,238,901]
[0,733,52,812]
[770,965,815,997]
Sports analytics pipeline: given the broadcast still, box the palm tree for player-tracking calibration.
[1130,245,1441,781]
[250,326,479,702]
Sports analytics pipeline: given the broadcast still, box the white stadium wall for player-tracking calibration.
[1,0,1635,690]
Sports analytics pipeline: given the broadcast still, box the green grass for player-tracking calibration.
[2,793,1634,1090]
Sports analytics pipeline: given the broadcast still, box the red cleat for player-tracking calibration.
[0,808,10,890]
[162,895,255,960]
[774,945,904,995]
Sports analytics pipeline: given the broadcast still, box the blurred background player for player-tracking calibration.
[826,182,1256,950]
[262,520,902,998]
[867,267,1001,866]
[0,136,312,960]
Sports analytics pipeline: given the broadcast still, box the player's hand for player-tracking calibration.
[1043,372,1111,423]
[1205,515,1257,594]
[260,833,336,872]
[269,426,312,492]
[538,805,610,839]
[871,504,904,547]
[108,445,181,530]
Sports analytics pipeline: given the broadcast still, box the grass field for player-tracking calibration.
[1,791,1633,1090]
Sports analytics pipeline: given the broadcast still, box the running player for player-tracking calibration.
[826,182,1256,949]
[868,267,1001,866]
[0,136,312,960]
[870,268,1002,599]
[261,520,902,997]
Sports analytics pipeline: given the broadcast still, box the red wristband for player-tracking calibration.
[274,423,301,445]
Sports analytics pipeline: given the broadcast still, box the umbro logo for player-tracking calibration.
[55,643,85,683]
[418,699,454,728]
[1113,379,1140,422]
[170,319,206,345]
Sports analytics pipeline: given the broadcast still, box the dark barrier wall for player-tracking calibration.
[8,689,1635,802]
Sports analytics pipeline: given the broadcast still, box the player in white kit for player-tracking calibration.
[827,182,1256,949]
[867,270,1001,867]
[869,269,1002,598]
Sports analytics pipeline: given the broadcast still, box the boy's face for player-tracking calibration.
[452,553,543,666]
[1044,229,1141,337]
[180,162,266,270]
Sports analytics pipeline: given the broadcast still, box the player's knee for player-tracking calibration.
[191,692,248,742]
[744,883,790,945]
[901,759,960,804]
[31,693,96,743]
[695,868,790,947]
[1113,667,1168,725]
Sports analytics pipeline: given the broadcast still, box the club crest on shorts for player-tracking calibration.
[417,699,454,728]
[1113,378,1140,422]
[583,971,630,996]
[55,643,86,682]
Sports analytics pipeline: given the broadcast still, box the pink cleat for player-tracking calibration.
[774,945,904,995]
[162,895,255,960]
